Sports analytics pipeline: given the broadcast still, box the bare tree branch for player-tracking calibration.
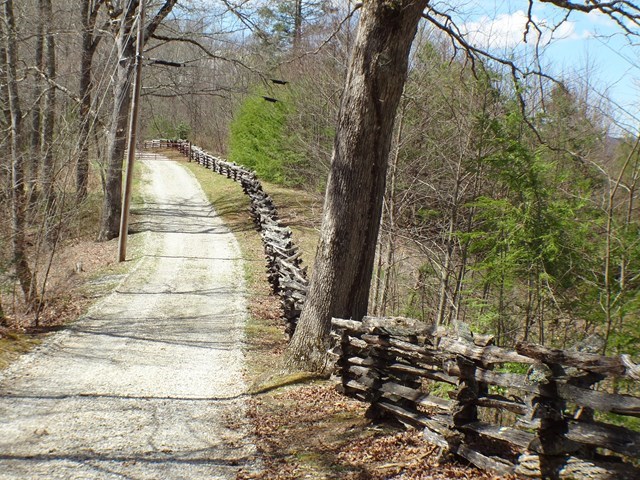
[144,0,179,43]
[539,0,640,35]
[280,1,363,64]
[149,33,265,77]
[422,2,639,187]
[27,67,106,130]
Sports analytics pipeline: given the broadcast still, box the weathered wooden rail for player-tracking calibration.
[143,139,308,335]
[331,316,640,479]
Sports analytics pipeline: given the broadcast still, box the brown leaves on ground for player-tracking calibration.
[249,295,283,324]
[1,237,119,369]
[241,383,507,480]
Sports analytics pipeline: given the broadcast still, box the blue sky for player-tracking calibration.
[437,0,639,134]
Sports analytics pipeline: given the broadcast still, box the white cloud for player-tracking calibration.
[586,9,618,29]
[460,10,579,51]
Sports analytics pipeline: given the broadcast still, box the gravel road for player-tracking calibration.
[0,154,258,479]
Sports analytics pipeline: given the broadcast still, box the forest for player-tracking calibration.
[2,0,638,361]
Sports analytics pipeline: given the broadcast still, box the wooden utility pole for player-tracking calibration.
[118,1,145,262]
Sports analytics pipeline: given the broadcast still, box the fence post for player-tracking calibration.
[452,355,479,428]
[332,320,379,406]
[516,362,577,478]
[443,330,484,461]
[362,339,389,422]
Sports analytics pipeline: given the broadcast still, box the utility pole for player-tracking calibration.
[118,0,145,262]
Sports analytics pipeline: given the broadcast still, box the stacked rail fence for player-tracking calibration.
[143,139,308,335]
[331,316,640,479]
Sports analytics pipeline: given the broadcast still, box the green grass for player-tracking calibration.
[0,331,42,370]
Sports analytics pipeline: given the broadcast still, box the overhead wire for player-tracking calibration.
[72,0,142,165]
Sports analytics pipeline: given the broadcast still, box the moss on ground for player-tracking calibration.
[0,330,42,370]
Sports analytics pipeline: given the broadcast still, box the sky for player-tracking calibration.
[436,0,639,135]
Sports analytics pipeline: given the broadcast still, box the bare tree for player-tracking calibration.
[77,0,106,201]
[41,0,56,219]
[29,6,44,202]
[0,16,12,198]
[3,0,34,302]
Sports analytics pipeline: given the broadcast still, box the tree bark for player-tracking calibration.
[97,0,177,241]
[293,0,302,49]
[29,12,44,203]
[4,0,34,302]
[0,29,11,202]
[76,1,103,202]
[286,0,428,372]
[41,0,56,220]
[97,0,138,241]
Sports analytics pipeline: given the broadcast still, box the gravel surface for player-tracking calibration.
[0,154,258,479]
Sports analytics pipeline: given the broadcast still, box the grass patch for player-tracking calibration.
[0,329,42,370]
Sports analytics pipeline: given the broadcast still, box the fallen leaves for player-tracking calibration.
[242,383,511,479]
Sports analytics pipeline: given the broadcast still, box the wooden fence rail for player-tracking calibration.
[143,139,308,335]
[331,316,640,479]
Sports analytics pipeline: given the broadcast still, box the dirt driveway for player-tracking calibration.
[0,153,258,479]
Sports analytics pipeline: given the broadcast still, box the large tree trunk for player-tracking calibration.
[97,0,138,241]
[97,0,177,241]
[77,0,103,202]
[286,0,428,372]
[4,0,34,302]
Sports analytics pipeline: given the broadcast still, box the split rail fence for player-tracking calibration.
[143,139,308,335]
[331,316,640,479]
